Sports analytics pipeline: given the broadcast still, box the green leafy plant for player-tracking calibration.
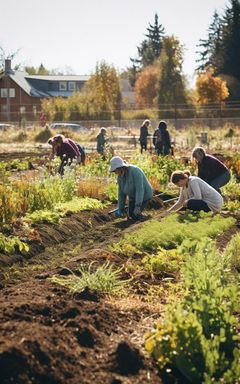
[110,212,235,255]
[145,240,239,384]
[0,233,29,254]
[142,247,183,277]
[224,233,240,273]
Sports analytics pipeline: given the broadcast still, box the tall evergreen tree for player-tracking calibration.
[196,11,222,71]
[129,14,165,84]
[220,0,240,79]
[196,0,240,100]
[157,36,187,107]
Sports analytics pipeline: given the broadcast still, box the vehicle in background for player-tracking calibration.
[0,123,14,131]
[50,122,88,132]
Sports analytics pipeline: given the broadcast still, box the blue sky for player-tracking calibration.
[1,0,228,84]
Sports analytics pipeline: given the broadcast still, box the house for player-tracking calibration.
[0,59,89,122]
[0,59,136,124]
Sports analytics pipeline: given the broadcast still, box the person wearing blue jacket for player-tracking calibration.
[109,156,153,220]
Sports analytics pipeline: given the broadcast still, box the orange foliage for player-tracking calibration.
[134,65,160,108]
[196,67,229,104]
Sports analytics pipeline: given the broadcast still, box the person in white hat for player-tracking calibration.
[109,156,153,220]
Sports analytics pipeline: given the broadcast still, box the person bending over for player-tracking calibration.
[191,147,230,193]
[109,156,153,220]
[167,170,223,214]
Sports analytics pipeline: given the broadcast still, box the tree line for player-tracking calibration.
[1,0,239,121]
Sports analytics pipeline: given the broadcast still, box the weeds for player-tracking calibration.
[50,261,130,294]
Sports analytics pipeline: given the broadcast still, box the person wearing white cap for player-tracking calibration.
[109,156,153,220]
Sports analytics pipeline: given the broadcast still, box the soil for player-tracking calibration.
[0,200,169,384]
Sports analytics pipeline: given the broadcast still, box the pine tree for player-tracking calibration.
[129,14,165,84]
[196,11,222,71]
[220,0,240,80]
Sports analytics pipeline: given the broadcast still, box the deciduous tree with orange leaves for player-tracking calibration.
[134,65,160,108]
[196,66,229,104]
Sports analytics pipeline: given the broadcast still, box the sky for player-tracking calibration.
[1,0,229,84]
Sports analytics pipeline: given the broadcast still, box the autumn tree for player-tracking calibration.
[134,65,160,108]
[84,61,121,120]
[157,36,188,106]
[195,66,229,104]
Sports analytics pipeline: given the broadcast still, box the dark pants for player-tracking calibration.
[187,199,210,212]
[140,141,147,153]
[155,143,163,155]
[128,199,149,220]
[209,171,230,193]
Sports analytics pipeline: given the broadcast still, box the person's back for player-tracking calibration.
[75,142,86,165]
[96,128,107,154]
[159,121,171,155]
[192,147,230,192]
[153,128,163,154]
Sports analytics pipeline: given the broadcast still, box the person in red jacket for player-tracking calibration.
[191,147,230,193]
[51,135,81,175]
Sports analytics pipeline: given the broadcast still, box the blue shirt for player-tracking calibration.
[117,165,153,210]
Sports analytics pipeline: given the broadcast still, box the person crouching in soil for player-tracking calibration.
[109,156,153,220]
[167,170,223,214]
[191,147,230,193]
[51,135,81,175]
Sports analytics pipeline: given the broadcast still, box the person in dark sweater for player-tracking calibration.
[139,119,150,153]
[191,147,230,193]
[153,120,171,155]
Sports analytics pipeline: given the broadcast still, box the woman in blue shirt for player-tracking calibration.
[109,156,153,220]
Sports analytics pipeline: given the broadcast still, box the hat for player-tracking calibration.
[109,156,129,172]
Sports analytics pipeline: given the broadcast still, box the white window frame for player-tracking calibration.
[10,88,15,98]
[0,88,15,98]
[59,82,67,91]
[68,82,76,91]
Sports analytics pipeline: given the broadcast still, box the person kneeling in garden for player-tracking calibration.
[167,170,223,214]
[109,156,153,220]
[191,146,230,193]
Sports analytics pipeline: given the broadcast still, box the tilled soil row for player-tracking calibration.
[0,206,165,384]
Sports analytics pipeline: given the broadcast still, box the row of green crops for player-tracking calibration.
[108,212,239,383]
[145,237,240,384]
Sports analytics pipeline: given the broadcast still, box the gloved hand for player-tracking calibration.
[133,205,141,216]
[114,209,123,218]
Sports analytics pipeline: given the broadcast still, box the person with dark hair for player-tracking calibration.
[153,120,171,155]
[159,120,171,155]
[96,127,108,159]
[191,147,230,193]
[139,119,150,153]
[109,156,153,220]
[167,170,223,214]
[51,135,81,175]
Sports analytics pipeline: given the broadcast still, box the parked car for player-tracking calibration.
[50,122,88,132]
[0,123,13,131]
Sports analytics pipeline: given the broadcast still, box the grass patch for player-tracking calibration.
[50,261,130,294]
